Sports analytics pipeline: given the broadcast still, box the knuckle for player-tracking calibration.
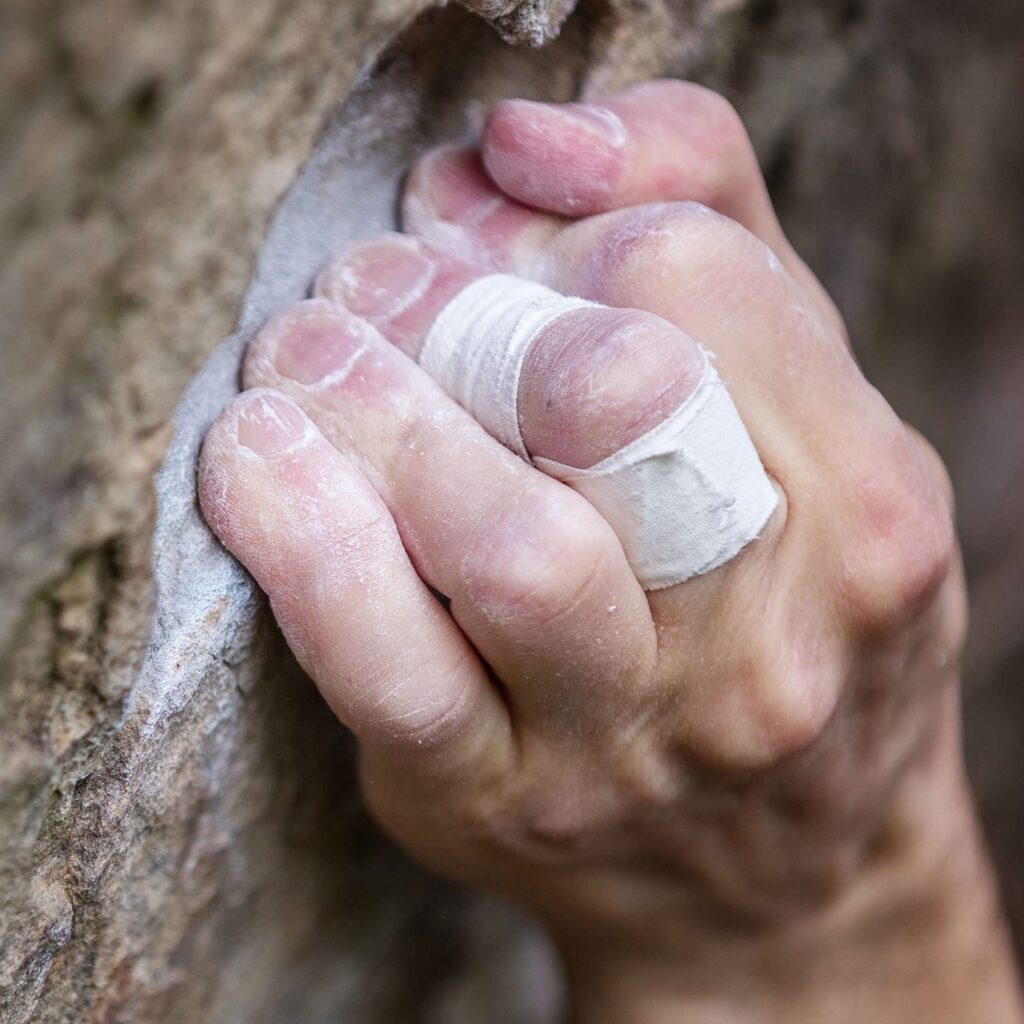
[837,438,957,629]
[686,617,841,771]
[589,201,755,305]
[733,637,839,766]
[613,743,683,810]
[484,770,614,865]
[693,87,750,157]
[514,794,592,859]
[461,493,612,623]
[360,653,479,753]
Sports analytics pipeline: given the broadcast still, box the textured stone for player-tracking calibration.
[1,0,1023,1020]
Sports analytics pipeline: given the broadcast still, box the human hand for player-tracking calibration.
[199,81,1022,1022]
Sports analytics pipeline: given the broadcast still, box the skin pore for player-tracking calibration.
[199,80,1024,1021]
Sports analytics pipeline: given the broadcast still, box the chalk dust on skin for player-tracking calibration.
[137,3,628,1019]
[148,1,602,717]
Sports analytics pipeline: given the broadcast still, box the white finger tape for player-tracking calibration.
[419,275,597,458]
[419,274,778,590]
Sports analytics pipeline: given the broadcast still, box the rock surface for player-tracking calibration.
[1,0,1022,1020]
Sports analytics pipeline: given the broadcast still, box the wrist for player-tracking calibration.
[556,691,1022,1024]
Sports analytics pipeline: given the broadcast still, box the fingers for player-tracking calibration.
[482,81,768,225]
[318,233,777,593]
[494,197,952,766]
[197,388,510,777]
[314,232,478,361]
[545,201,857,477]
[544,200,954,634]
[401,145,562,273]
[312,226,822,771]
[316,233,702,469]
[404,81,842,336]
[240,299,657,735]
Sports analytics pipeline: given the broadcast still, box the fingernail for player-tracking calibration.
[556,103,628,147]
[413,146,504,223]
[271,303,371,385]
[321,235,435,319]
[514,100,627,148]
[237,392,306,456]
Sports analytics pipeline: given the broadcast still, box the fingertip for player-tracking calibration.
[198,391,505,772]
[197,398,238,534]
[403,144,499,228]
[518,307,706,469]
[402,141,561,276]
[482,99,627,215]
[197,388,313,540]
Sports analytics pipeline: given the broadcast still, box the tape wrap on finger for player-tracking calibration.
[419,274,778,590]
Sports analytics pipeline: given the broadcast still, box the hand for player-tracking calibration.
[199,81,1022,1022]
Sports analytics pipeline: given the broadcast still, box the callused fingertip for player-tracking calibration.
[197,405,241,535]
[482,100,627,213]
[405,144,502,226]
[235,389,308,457]
[487,98,627,151]
[316,235,480,360]
[269,304,375,388]
[316,234,435,320]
